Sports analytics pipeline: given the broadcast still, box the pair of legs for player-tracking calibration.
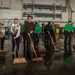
[24,33,32,60]
[32,33,40,57]
[0,37,5,50]
[64,31,72,61]
[12,36,20,58]
[44,34,51,50]
[64,31,72,52]
[22,32,26,57]
[24,33,40,60]
[44,33,54,61]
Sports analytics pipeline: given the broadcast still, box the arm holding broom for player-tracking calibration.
[28,32,37,58]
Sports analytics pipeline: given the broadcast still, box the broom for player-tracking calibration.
[47,31,59,51]
[13,39,27,64]
[28,33,44,63]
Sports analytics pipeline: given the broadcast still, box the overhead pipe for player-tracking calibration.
[0,19,68,23]
[66,0,72,21]
[32,0,34,16]
[9,0,11,10]
[1,0,2,14]
[20,0,24,18]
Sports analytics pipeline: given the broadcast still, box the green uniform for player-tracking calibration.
[64,24,74,32]
[63,56,73,65]
[64,23,74,65]
[52,26,56,31]
[70,25,74,31]
[34,24,41,34]
[64,24,71,31]
[21,24,25,33]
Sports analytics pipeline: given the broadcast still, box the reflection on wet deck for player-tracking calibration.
[0,37,75,75]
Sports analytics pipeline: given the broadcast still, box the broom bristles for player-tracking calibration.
[54,49,59,51]
[13,58,27,64]
[32,57,44,63]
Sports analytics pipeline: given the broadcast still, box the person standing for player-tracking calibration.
[24,15,35,60]
[0,23,5,50]
[64,21,74,51]
[43,22,54,68]
[64,21,74,65]
[11,18,20,58]
[21,23,25,57]
[44,22,55,49]
[33,22,41,57]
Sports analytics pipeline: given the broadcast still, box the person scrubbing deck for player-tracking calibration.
[64,21,74,65]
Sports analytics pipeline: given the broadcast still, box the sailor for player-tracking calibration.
[44,21,55,49]
[0,23,5,50]
[24,15,35,60]
[33,22,41,57]
[64,21,74,65]
[11,18,20,58]
[64,21,74,52]
[43,22,55,67]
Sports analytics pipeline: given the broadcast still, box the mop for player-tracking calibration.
[28,34,44,63]
[13,39,27,64]
[47,31,59,51]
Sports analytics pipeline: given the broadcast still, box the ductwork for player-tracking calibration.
[66,0,72,21]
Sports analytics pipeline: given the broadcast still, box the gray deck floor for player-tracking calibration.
[0,36,75,75]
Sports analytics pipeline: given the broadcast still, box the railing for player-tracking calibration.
[23,3,67,19]
[23,12,62,18]
[23,3,66,11]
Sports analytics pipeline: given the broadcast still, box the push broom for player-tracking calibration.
[13,39,27,64]
[28,34,44,63]
[47,31,59,51]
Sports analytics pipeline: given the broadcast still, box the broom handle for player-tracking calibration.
[47,31,57,50]
[14,39,20,58]
[28,33,37,58]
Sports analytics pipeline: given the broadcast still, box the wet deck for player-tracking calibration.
[0,35,75,75]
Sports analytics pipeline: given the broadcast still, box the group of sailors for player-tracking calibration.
[0,15,75,65]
